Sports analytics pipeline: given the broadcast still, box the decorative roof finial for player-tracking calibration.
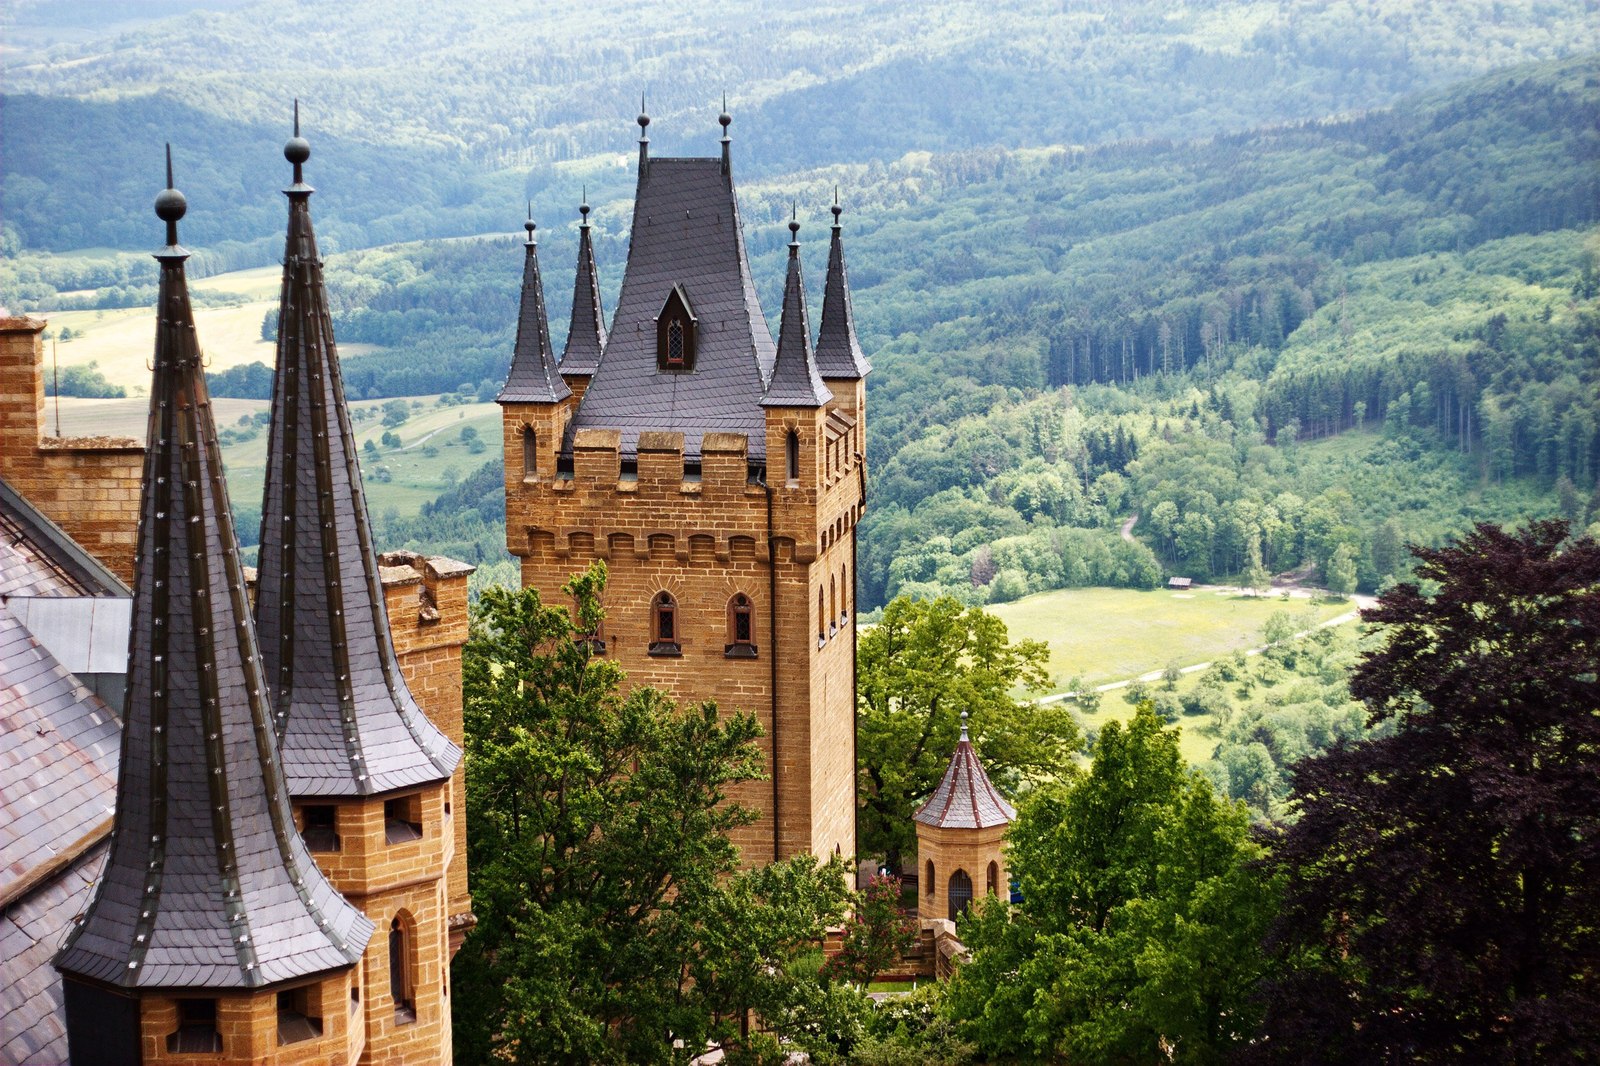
[788,202,800,255]
[154,143,186,250]
[637,92,650,173]
[284,99,312,192]
[525,201,537,246]
[719,92,732,175]
[960,710,970,743]
[580,186,591,227]
[832,184,842,226]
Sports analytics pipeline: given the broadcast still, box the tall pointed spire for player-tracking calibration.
[559,194,607,377]
[498,207,571,403]
[54,154,372,991]
[814,190,872,380]
[254,111,462,798]
[762,212,830,408]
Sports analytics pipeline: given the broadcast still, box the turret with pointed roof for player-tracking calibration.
[254,110,460,800]
[498,210,571,405]
[54,156,371,1040]
[762,217,830,409]
[558,198,607,393]
[814,195,873,382]
[914,712,1014,923]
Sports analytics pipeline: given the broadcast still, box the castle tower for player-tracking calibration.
[502,109,869,864]
[913,712,1015,923]
[252,111,462,1066]
[557,198,606,403]
[53,155,374,1066]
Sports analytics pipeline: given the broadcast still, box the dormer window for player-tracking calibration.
[656,285,697,372]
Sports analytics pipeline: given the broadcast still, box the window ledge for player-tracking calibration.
[724,643,758,659]
[648,641,682,657]
[394,1004,417,1026]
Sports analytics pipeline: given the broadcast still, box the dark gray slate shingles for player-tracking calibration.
[913,729,1017,831]
[498,225,571,404]
[559,207,607,375]
[253,171,460,800]
[52,228,372,992]
[761,235,829,409]
[813,208,873,381]
[567,157,775,459]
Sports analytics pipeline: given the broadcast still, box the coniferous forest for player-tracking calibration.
[5,1,1600,1061]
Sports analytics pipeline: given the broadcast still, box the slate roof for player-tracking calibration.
[3,840,106,1066]
[567,155,776,459]
[762,225,830,409]
[0,477,129,598]
[813,203,873,381]
[559,203,607,376]
[913,716,1016,830]
[253,139,461,800]
[497,217,571,404]
[53,190,373,991]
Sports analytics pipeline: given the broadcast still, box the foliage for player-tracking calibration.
[856,595,1068,869]
[454,564,852,1063]
[1257,521,1600,1061]
[947,706,1278,1063]
[43,360,125,398]
[822,875,918,987]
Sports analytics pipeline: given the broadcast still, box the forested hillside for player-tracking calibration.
[174,56,1600,607]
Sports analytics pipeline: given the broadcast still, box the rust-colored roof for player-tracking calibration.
[913,715,1016,830]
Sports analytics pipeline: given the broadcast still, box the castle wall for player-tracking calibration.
[506,417,864,865]
[0,317,143,584]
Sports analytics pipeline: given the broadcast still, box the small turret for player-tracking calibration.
[498,207,571,405]
[559,193,607,387]
[814,190,872,380]
[761,212,829,409]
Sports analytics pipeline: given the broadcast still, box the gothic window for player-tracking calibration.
[948,869,973,921]
[987,861,1000,896]
[818,587,826,643]
[650,592,681,656]
[726,594,757,658]
[829,576,837,635]
[656,285,697,371]
[786,430,800,483]
[522,424,537,479]
[390,915,416,1024]
[840,563,850,622]
[925,860,936,898]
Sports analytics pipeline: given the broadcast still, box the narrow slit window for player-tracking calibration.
[726,594,756,658]
[391,917,416,1024]
[786,431,800,483]
[666,319,685,366]
[522,425,537,479]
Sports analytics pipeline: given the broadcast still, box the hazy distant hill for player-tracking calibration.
[5,0,1597,258]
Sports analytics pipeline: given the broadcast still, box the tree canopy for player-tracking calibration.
[1258,521,1600,1061]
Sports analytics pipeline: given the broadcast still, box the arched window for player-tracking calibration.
[650,592,680,656]
[656,285,697,371]
[925,860,936,898]
[987,861,999,896]
[817,587,826,643]
[948,869,973,921]
[786,430,799,483]
[522,424,536,479]
[390,915,416,1024]
[726,594,756,658]
[840,563,849,622]
[829,576,837,634]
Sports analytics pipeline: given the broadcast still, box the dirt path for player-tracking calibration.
[1120,513,1138,543]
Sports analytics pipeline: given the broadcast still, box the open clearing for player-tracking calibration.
[988,585,1350,693]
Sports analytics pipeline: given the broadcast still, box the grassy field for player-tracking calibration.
[988,586,1350,693]
[55,394,505,520]
[37,264,376,393]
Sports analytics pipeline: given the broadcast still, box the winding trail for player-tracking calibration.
[1120,513,1139,543]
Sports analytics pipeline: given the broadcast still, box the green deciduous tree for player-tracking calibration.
[947,706,1276,1063]
[857,596,1068,871]
[453,564,852,1064]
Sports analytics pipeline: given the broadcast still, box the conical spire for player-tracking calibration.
[498,207,571,403]
[813,191,872,380]
[913,711,1016,829]
[254,113,461,798]
[54,154,372,991]
[559,195,606,376]
[761,213,829,408]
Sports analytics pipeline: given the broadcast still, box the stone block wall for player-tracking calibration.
[0,316,143,584]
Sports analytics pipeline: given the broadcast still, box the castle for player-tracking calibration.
[500,107,872,865]
[2,125,470,1065]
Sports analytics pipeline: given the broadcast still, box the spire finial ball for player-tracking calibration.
[637,112,650,130]
[831,202,843,221]
[579,202,590,218]
[719,111,731,129]
[788,219,800,238]
[154,186,187,223]
[284,135,311,165]
[525,219,537,238]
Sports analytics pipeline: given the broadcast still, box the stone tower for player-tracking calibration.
[251,111,463,1066]
[501,109,871,864]
[53,156,375,1066]
[913,712,1015,923]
